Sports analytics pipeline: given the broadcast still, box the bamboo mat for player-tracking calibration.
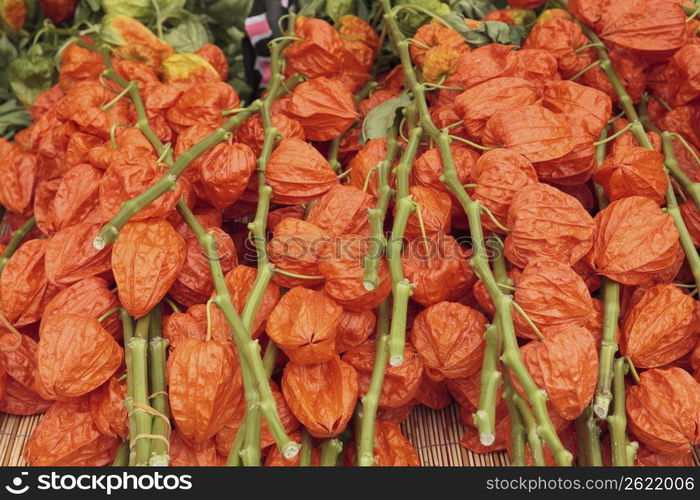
[0,405,507,467]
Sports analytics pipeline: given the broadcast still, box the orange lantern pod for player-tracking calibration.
[102,15,174,69]
[472,148,538,231]
[198,142,256,210]
[88,376,128,439]
[401,233,474,307]
[24,396,120,466]
[170,227,237,307]
[162,53,221,84]
[680,199,700,246]
[338,15,380,52]
[621,284,697,368]
[542,80,612,140]
[266,138,338,205]
[285,77,358,141]
[51,163,102,230]
[345,420,419,466]
[404,185,451,240]
[454,77,540,138]
[138,83,188,144]
[0,377,51,415]
[456,43,515,90]
[215,381,300,456]
[513,258,593,340]
[347,138,394,199]
[627,367,700,454]
[42,277,121,340]
[0,139,39,215]
[532,126,597,186]
[282,356,358,438]
[317,234,391,312]
[112,218,187,319]
[163,303,232,351]
[421,43,462,83]
[267,287,341,364]
[113,59,160,88]
[100,158,182,222]
[223,265,280,338]
[634,444,693,467]
[570,0,687,56]
[170,429,224,466]
[235,113,305,156]
[0,239,61,326]
[56,81,132,139]
[33,178,61,237]
[0,331,38,391]
[264,431,321,466]
[411,302,487,381]
[268,218,327,288]
[168,338,243,445]
[58,40,106,92]
[267,206,305,232]
[195,44,228,80]
[587,196,681,285]
[415,376,451,411]
[594,146,667,205]
[173,207,222,241]
[482,104,576,163]
[409,22,467,68]
[520,325,598,420]
[335,308,376,354]
[412,146,477,199]
[505,183,596,268]
[44,223,112,285]
[523,18,593,79]
[36,314,123,401]
[342,339,423,409]
[649,44,700,107]
[285,17,347,79]
[166,82,239,133]
[90,126,158,171]
[376,400,419,424]
[306,184,373,237]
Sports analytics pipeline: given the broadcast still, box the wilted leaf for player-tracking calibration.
[447,0,498,19]
[326,0,356,22]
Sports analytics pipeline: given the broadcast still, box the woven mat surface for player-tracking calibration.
[0,406,509,467]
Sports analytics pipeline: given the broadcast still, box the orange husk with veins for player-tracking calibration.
[266,287,341,364]
[282,356,358,438]
[586,196,681,285]
[513,257,593,339]
[626,367,700,455]
[621,284,698,368]
[410,302,486,381]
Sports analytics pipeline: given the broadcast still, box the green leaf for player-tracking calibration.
[9,47,55,107]
[362,93,411,142]
[447,0,497,20]
[395,0,451,35]
[101,0,154,20]
[326,0,356,23]
[442,14,524,48]
[163,15,212,53]
[0,99,32,140]
[0,32,18,93]
[199,0,253,29]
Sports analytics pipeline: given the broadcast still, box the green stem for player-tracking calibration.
[130,313,153,466]
[362,129,400,291]
[148,303,170,466]
[512,390,545,466]
[320,438,343,466]
[299,429,313,466]
[608,358,637,466]
[120,309,137,466]
[381,0,571,466]
[474,322,502,447]
[502,370,525,466]
[593,122,633,146]
[574,407,603,466]
[0,216,36,276]
[177,200,298,459]
[356,299,390,466]
[111,441,129,466]
[386,126,422,366]
[661,132,700,211]
[594,127,609,210]
[664,169,700,287]
[593,278,620,419]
